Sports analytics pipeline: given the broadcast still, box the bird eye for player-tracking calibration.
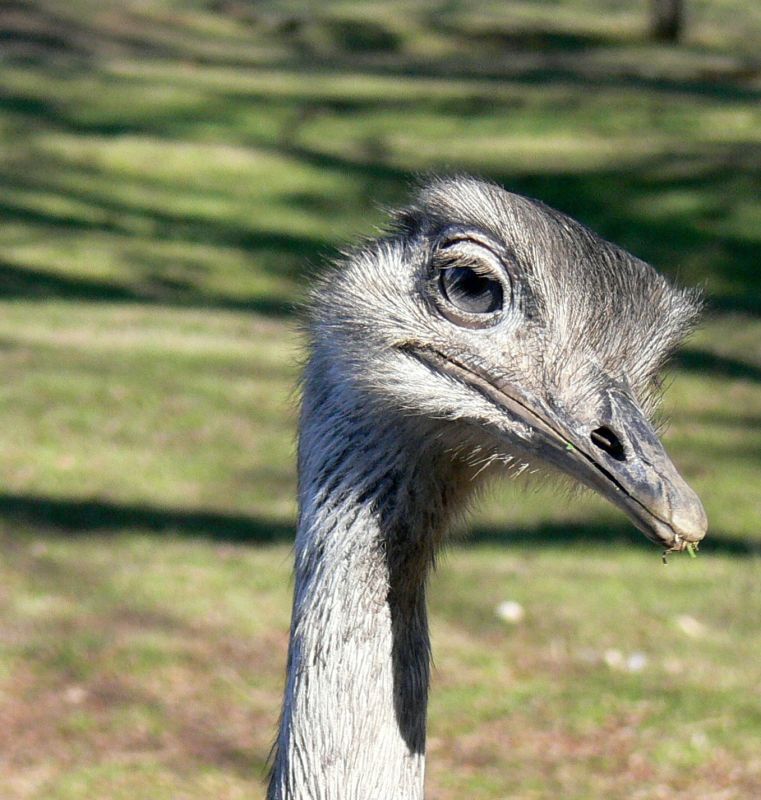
[439,266,503,315]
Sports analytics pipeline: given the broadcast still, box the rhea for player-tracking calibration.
[268,177,707,799]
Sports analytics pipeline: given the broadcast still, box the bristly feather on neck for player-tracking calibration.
[268,348,482,800]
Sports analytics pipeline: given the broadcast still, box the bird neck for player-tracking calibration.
[268,362,461,800]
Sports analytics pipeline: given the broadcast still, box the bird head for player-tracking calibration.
[308,177,707,552]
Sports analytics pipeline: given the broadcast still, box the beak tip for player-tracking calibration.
[669,490,708,543]
[640,489,708,551]
[672,500,709,544]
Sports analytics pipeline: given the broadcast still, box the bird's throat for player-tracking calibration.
[268,375,458,799]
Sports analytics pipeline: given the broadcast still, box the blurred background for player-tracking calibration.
[1,1,760,797]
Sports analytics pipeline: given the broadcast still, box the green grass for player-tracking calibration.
[1,1,761,797]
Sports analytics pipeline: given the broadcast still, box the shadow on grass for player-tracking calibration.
[1,492,755,556]
[3,3,761,332]
[0,257,295,317]
[2,0,219,66]
[468,520,757,556]
[675,347,761,383]
[0,492,294,543]
[10,138,758,325]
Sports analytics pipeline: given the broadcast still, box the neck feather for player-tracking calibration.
[268,361,464,800]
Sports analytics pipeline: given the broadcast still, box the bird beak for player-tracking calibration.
[403,345,707,552]
[493,378,708,552]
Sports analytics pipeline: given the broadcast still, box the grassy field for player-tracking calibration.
[1,1,761,797]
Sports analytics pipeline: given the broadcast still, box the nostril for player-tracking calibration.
[590,426,626,461]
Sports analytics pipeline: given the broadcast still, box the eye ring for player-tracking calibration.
[427,231,512,329]
[439,266,503,315]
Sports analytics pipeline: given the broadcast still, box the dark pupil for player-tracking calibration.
[439,267,503,314]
